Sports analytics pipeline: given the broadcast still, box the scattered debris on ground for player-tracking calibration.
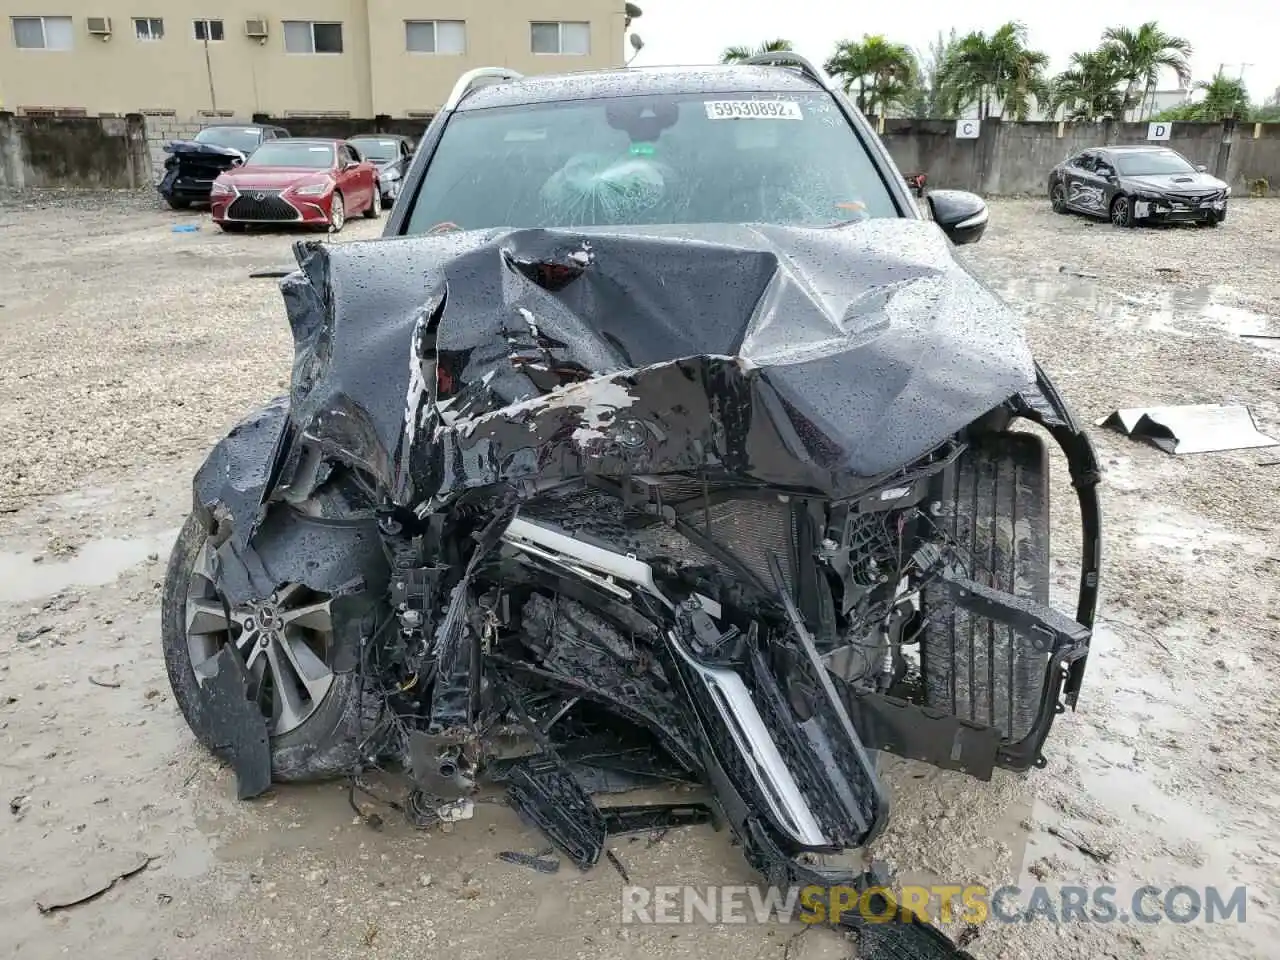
[34,852,153,914]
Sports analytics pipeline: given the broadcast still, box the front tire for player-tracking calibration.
[363,184,381,219]
[166,197,192,210]
[1050,182,1068,214]
[920,433,1050,747]
[160,513,378,781]
[328,192,346,233]
[1110,195,1135,228]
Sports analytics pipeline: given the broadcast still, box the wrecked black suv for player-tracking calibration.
[163,54,1102,943]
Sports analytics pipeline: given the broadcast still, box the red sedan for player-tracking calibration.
[210,138,380,233]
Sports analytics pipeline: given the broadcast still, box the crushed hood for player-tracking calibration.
[278,221,1037,507]
[164,139,246,161]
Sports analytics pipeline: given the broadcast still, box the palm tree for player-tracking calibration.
[1192,72,1251,120]
[721,39,793,64]
[936,22,1050,120]
[1101,22,1193,119]
[1048,49,1126,120]
[825,35,917,116]
[906,29,964,118]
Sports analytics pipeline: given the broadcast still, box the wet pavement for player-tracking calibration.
[1,195,1278,960]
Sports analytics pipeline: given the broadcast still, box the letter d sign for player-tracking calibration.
[1147,122,1171,141]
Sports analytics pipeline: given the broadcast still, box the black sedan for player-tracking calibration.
[1048,145,1229,227]
[347,135,415,208]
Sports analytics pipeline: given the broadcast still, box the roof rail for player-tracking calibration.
[442,67,524,111]
[740,51,834,91]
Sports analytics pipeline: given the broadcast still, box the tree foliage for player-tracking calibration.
[824,35,918,115]
[720,39,792,64]
[932,22,1050,120]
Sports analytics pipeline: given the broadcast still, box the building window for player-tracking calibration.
[405,20,465,55]
[530,21,590,55]
[134,17,164,41]
[283,20,344,54]
[11,15,74,50]
[193,19,224,42]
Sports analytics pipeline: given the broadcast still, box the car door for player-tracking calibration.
[340,144,373,209]
[1091,155,1122,213]
[390,139,408,181]
[1065,152,1107,216]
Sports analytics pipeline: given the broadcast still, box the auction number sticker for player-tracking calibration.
[704,100,803,120]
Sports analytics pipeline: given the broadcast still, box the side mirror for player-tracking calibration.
[1195,163,1208,173]
[927,189,988,246]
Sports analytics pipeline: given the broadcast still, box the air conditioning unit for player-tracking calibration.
[244,19,269,39]
[86,17,112,36]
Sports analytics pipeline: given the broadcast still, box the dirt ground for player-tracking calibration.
[1,191,1278,960]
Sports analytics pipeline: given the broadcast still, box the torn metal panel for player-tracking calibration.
[274,221,1036,508]
[1099,403,1278,454]
[192,395,291,551]
[196,646,271,800]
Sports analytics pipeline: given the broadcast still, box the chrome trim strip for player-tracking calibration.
[501,516,828,847]
[668,629,829,846]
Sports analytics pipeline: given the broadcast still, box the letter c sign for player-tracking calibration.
[955,119,980,139]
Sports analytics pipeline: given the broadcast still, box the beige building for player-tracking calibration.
[1,1,632,119]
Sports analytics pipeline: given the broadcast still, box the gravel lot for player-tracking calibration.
[1,191,1278,960]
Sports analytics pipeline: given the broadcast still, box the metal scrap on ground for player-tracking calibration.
[1098,403,1278,454]
[35,852,153,913]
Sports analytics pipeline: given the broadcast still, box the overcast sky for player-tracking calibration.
[628,0,1278,104]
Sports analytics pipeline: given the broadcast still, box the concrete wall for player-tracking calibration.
[1225,124,1280,196]
[0,112,148,189]
[0,1,628,119]
[881,118,1279,197]
[6,111,1280,198]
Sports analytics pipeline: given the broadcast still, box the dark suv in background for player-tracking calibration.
[158,122,291,209]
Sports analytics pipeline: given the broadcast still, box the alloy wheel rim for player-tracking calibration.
[1112,201,1127,226]
[184,544,335,737]
[331,195,345,231]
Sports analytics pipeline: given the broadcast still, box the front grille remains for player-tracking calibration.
[226,190,299,221]
[1170,190,1222,205]
[519,480,798,593]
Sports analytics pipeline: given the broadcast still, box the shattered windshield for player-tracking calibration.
[1113,150,1196,176]
[350,138,400,162]
[404,92,898,233]
[246,142,336,168]
[193,126,264,154]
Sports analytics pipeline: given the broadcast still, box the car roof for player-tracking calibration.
[201,122,272,130]
[269,138,344,146]
[348,133,409,140]
[1099,145,1172,153]
[459,64,822,111]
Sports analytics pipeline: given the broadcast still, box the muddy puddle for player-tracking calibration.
[0,528,179,603]
[994,277,1279,352]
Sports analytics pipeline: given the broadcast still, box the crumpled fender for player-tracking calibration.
[191,397,388,616]
[163,139,246,160]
